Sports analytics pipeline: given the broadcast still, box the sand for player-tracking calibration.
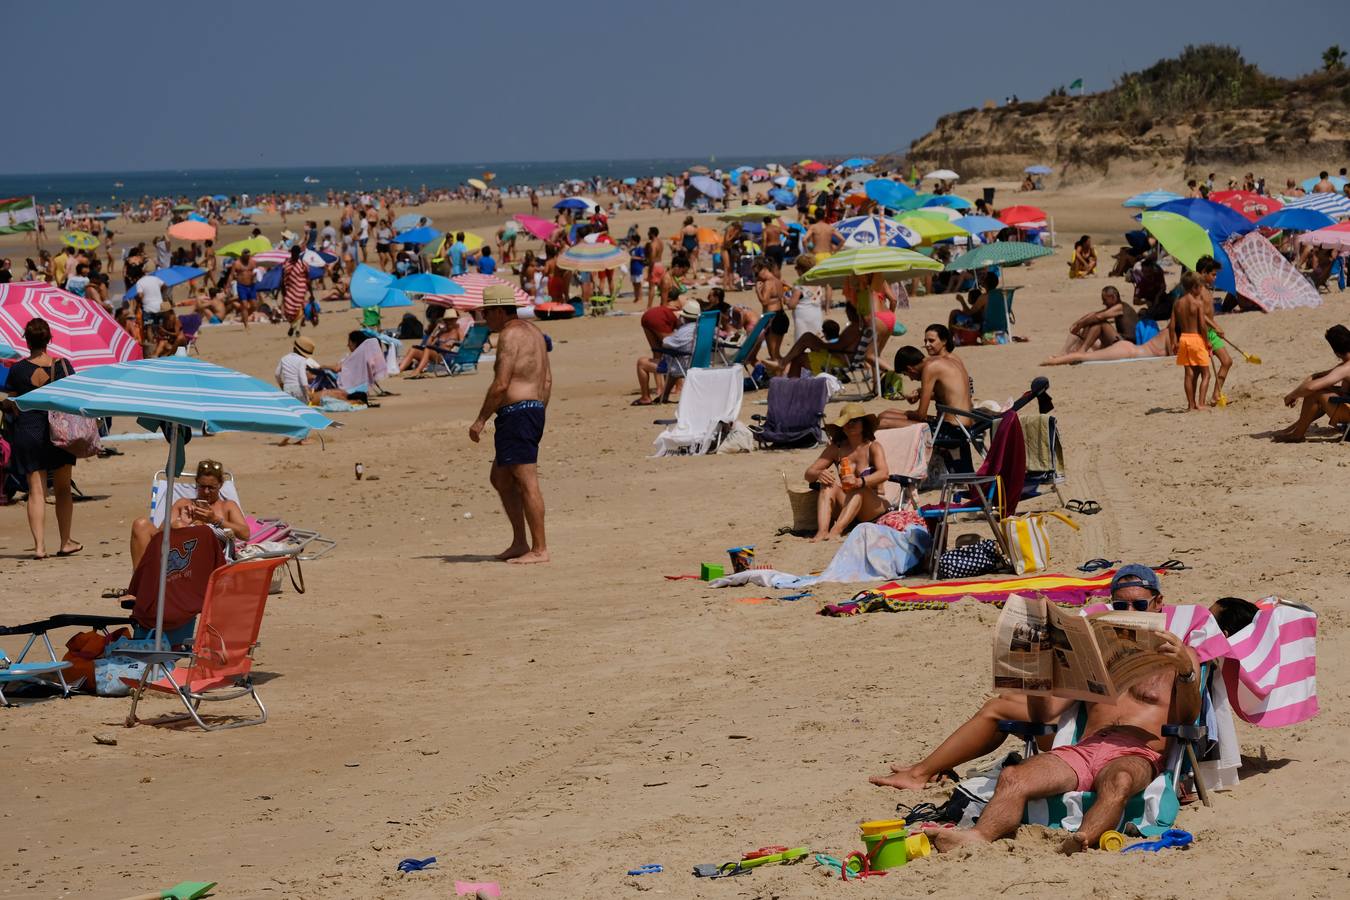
[2,181,1348,899]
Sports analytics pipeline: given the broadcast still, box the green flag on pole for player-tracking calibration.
[909,163,919,185]
[0,196,37,234]
[1069,78,1083,90]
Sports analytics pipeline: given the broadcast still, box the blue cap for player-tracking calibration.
[1110,564,1160,595]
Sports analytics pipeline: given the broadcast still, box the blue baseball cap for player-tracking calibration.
[1110,564,1160,595]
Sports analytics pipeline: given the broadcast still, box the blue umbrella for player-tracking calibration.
[15,356,331,650]
[1152,198,1256,240]
[834,215,919,249]
[1300,175,1349,192]
[393,213,431,231]
[690,175,725,199]
[211,194,228,201]
[0,338,21,360]
[1208,239,1236,294]
[768,188,796,208]
[953,214,1007,234]
[350,264,411,308]
[622,177,637,185]
[259,266,282,292]
[842,157,875,169]
[392,273,463,295]
[1124,190,1183,209]
[1024,165,1052,175]
[864,178,916,211]
[1253,208,1336,231]
[554,198,591,210]
[923,195,973,210]
[395,226,440,245]
[125,266,206,298]
[187,212,208,222]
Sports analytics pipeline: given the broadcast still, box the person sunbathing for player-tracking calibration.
[129,459,249,569]
[1273,324,1350,442]
[763,304,863,377]
[399,311,462,376]
[947,287,986,331]
[1041,330,1170,366]
[803,404,889,542]
[908,566,1202,856]
[1067,235,1097,278]
[1060,285,1137,354]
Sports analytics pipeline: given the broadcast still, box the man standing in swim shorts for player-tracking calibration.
[225,249,259,330]
[470,284,552,564]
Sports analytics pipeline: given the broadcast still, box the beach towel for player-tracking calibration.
[870,570,1125,608]
[709,523,931,589]
[339,338,387,395]
[1018,414,1064,476]
[978,410,1025,516]
[652,367,743,456]
[873,423,932,482]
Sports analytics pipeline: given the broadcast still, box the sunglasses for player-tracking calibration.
[1110,599,1153,612]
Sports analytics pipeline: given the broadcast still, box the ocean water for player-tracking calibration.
[1,157,813,209]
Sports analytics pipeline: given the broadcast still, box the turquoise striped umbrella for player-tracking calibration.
[944,241,1054,271]
[1124,190,1183,209]
[17,356,332,652]
[557,241,628,272]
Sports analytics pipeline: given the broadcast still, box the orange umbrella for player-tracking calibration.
[168,220,216,241]
[843,193,871,206]
[696,227,721,245]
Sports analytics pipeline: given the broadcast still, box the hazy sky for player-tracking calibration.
[7,0,1340,173]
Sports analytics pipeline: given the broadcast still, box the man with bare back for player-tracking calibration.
[878,345,974,440]
[470,284,553,563]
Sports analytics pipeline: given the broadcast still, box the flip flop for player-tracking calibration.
[101,587,131,599]
[630,398,656,406]
[1156,559,1191,571]
[1077,558,1120,573]
[56,543,83,557]
[1065,499,1101,515]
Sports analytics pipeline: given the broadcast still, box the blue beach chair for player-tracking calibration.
[657,311,719,402]
[433,324,490,376]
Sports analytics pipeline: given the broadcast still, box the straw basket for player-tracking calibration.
[784,473,818,533]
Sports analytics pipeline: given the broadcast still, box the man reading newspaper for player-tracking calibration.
[932,565,1202,856]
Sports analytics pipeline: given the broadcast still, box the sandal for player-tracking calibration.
[1077,558,1120,573]
[56,542,83,557]
[630,397,656,406]
[1066,499,1101,515]
[1156,559,1191,571]
[101,587,131,599]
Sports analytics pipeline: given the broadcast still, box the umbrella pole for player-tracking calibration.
[152,425,181,653]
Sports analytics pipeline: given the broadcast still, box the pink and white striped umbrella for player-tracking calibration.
[513,214,556,242]
[0,281,142,367]
[424,273,531,311]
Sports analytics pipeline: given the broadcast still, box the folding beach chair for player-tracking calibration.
[178,313,202,355]
[121,556,289,731]
[715,312,771,381]
[0,651,72,706]
[652,367,743,456]
[0,613,133,702]
[983,287,1018,339]
[657,310,719,403]
[749,376,829,449]
[933,375,1052,471]
[433,323,490,376]
[829,326,877,400]
[1018,413,1067,506]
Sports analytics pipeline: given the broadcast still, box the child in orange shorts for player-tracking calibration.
[1169,271,1211,411]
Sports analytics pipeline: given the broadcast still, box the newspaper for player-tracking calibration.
[992,594,1169,702]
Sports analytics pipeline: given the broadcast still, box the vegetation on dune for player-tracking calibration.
[1086,45,1281,124]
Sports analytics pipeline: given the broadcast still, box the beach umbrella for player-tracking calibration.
[349,264,410,309]
[945,241,1054,271]
[718,205,780,222]
[1284,193,1350,218]
[186,212,209,223]
[1299,223,1350,251]
[0,337,21,359]
[894,213,969,242]
[804,161,830,173]
[690,175,725,199]
[1300,175,1349,192]
[768,188,796,208]
[14,356,331,654]
[467,178,488,190]
[0,281,142,367]
[126,266,206,299]
[1209,190,1282,220]
[924,169,959,181]
[514,214,556,242]
[690,165,710,175]
[953,214,1007,235]
[171,203,193,212]
[772,175,797,189]
[842,157,875,169]
[93,211,119,221]
[250,250,290,266]
[61,231,99,250]
[997,205,1048,228]
[393,213,432,231]
[239,206,262,216]
[168,220,215,241]
[864,179,916,210]
[1123,190,1183,209]
[1152,198,1256,240]
[750,168,769,179]
[1253,208,1335,231]
[426,274,530,311]
[211,194,228,202]
[395,226,440,246]
[554,197,596,211]
[835,215,919,249]
[392,273,463,295]
[216,236,271,257]
[923,195,973,210]
[695,227,722,245]
[1141,211,1216,270]
[557,242,627,272]
[1024,165,1052,175]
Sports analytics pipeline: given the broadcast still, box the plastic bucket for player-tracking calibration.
[859,829,908,871]
[858,819,906,838]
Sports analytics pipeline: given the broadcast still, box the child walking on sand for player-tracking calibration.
[1169,271,1211,411]
[1196,255,1232,406]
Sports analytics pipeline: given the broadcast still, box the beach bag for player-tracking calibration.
[62,626,132,691]
[48,412,102,458]
[1001,511,1078,575]
[937,539,1003,579]
[94,637,167,697]
[783,474,818,534]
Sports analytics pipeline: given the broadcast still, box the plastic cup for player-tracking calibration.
[727,546,755,573]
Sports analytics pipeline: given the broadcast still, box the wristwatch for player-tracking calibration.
[1178,669,1197,684]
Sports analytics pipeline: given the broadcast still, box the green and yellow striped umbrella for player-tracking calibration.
[894,214,969,243]
[799,246,942,287]
[718,205,780,221]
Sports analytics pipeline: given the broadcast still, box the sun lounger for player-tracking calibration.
[749,376,829,449]
[121,556,289,731]
[0,613,135,702]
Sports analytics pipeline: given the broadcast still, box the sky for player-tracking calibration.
[6,0,1342,174]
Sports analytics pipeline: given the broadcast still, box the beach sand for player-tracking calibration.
[2,182,1347,898]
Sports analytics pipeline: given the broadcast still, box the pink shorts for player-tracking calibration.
[1047,729,1162,792]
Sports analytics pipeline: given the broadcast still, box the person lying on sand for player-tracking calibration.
[802,404,889,542]
[1273,324,1350,442]
[1041,330,1170,366]
[906,566,1201,856]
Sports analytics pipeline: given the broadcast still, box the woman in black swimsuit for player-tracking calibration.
[1,318,81,559]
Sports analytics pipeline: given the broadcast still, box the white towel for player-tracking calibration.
[652,367,743,456]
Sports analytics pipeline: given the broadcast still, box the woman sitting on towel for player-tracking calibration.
[129,459,249,568]
[804,404,890,543]
[1068,235,1097,278]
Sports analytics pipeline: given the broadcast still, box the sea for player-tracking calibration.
[1,156,832,209]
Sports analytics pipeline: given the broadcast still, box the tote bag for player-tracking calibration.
[1001,510,1078,575]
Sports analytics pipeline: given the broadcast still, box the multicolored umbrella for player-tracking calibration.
[998,205,1048,228]
[834,216,919,250]
[1123,190,1183,209]
[1285,193,1350,218]
[216,236,271,257]
[1209,190,1281,221]
[168,220,215,241]
[426,274,531,310]
[557,242,627,272]
[0,281,142,367]
[514,214,556,242]
[1299,224,1350,251]
[1225,232,1320,310]
[61,231,99,250]
[945,241,1054,271]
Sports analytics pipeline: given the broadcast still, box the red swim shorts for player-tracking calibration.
[1047,728,1162,792]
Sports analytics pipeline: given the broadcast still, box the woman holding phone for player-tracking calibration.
[128,459,249,567]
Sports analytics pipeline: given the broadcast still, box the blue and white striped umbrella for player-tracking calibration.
[834,215,920,250]
[15,356,332,439]
[1285,192,1350,219]
[1124,190,1183,209]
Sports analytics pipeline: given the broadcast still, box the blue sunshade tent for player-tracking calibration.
[690,175,725,199]
[1300,175,1349,192]
[392,273,463,295]
[15,356,331,651]
[394,226,440,246]
[393,213,431,231]
[350,264,411,308]
[1253,208,1336,231]
[1123,190,1183,209]
[1152,198,1257,240]
[126,266,206,298]
[863,178,916,210]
